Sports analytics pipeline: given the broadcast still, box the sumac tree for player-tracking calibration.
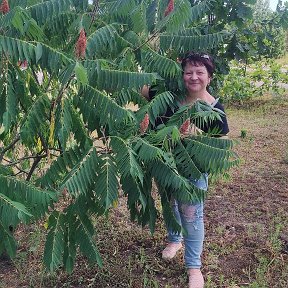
[0,0,240,272]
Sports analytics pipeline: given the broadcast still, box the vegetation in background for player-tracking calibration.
[219,59,288,104]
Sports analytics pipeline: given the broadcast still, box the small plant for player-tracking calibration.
[241,129,247,138]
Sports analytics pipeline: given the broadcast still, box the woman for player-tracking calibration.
[143,52,229,288]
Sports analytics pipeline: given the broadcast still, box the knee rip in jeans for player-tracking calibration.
[180,204,203,230]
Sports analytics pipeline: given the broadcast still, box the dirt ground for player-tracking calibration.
[0,95,288,288]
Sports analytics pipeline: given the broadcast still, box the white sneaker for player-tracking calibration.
[188,268,204,288]
[162,242,182,260]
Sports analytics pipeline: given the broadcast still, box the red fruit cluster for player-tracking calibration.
[180,118,190,134]
[75,28,87,59]
[0,0,9,14]
[18,60,28,70]
[140,113,149,134]
[164,0,174,17]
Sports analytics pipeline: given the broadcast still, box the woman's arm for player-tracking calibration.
[140,85,150,101]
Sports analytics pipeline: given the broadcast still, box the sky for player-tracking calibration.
[270,0,278,10]
[270,0,288,10]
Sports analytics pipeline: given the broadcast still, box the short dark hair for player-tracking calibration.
[180,52,215,77]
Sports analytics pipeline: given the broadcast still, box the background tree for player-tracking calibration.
[203,0,287,63]
[253,0,271,20]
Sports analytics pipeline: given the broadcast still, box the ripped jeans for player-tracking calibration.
[167,174,208,269]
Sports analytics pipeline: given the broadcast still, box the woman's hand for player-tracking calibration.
[180,119,202,137]
[189,124,202,135]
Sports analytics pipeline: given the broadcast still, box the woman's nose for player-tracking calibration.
[190,73,197,79]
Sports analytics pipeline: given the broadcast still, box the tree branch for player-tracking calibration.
[3,157,28,175]
[89,0,99,30]
[133,31,159,52]
[0,135,20,161]
[55,77,73,107]
[5,154,45,167]
[31,66,40,86]
[26,153,47,181]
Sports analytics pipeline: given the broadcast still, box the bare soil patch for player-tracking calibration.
[1,96,288,288]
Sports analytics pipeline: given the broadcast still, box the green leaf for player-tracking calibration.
[86,23,130,58]
[173,141,203,180]
[0,175,56,219]
[37,145,92,189]
[160,31,230,52]
[29,0,76,25]
[2,72,18,131]
[77,85,135,127]
[146,91,175,125]
[133,137,165,163]
[0,221,17,258]
[61,148,101,196]
[20,94,50,146]
[94,155,119,210]
[63,213,77,274]
[95,69,159,91]
[43,212,65,272]
[75,62,88,85]
[159,186,182,234]
[11,9,25,34]
[0,193,33,223]
[35,43,42,63]
[142,49,182,79]
[110,137,144,184]
[184,137,239,175]
[75,213,103,267]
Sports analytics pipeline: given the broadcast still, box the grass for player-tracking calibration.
[275,53,288,66]
[1,95,288,288]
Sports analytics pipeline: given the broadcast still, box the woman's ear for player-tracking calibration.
[208,76,212,85]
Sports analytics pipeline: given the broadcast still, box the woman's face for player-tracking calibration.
[183,62,211,95]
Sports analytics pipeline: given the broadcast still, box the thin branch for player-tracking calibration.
[5,154,45,167]
[54,77,73,107]
[133,30,159,52]
[0,135,20,161]
[13,170,28,176]
[3,157,28,175]
[31,66,40,86]
[89,0,99,30]
[44,73,53,93]
[49,147,62,153]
